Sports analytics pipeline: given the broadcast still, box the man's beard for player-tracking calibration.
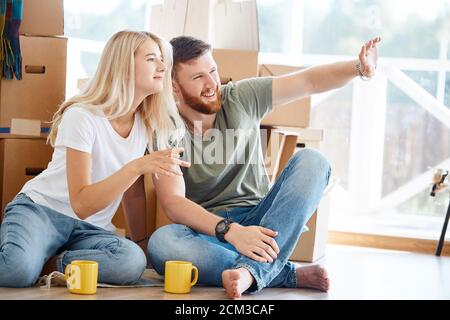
[179,84,222,115]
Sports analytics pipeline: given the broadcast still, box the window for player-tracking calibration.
[64,0,149,97]
[258,0,450,240]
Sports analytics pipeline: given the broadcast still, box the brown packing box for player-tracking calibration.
[0,35,67,127]
[112,174,158,238]
[212,48,259,82]
[19,0,64,36]
[0,137,53,219]
[259,64,311,128]
[291,186,333,262]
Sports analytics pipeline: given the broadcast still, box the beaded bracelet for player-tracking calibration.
[356,61,373,81]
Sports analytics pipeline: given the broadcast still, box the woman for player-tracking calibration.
[0,30,189,287]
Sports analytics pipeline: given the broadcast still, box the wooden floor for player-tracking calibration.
[1,244,449,300]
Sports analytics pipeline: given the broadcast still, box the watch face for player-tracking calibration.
[217,221,226,232]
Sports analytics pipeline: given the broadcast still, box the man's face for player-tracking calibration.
[173,52,222,115]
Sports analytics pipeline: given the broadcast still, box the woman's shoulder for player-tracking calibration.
[62,104,102,122]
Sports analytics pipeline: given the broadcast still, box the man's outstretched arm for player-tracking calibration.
[272,37,380,107]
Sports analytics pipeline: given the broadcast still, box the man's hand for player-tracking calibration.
[359,36,381,77]
[225,223,280,263]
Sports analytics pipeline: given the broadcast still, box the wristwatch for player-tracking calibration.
[215,218,234,243]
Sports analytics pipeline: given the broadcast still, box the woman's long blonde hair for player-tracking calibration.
[47,30,185,151]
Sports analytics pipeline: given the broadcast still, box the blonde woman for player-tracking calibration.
[0,31,189,287]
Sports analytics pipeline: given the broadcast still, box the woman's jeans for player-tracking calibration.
[148,148,331,293]
[0,194,146,288]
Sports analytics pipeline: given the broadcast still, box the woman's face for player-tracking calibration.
[134,38,166,96]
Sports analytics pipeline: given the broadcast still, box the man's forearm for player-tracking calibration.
[163,196,222,237]
[273,59,359,106]
[306,59,358,94]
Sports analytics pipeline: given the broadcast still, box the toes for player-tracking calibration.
[232,289,241,299]
[321,278,330,292]
[226,286,241,299]
[319,268,329,278]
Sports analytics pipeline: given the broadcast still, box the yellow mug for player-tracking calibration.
[64,260,98,295]
[164,260,199,294]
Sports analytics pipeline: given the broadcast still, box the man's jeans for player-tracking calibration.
[0,193,146,288]
[148,148,331,293]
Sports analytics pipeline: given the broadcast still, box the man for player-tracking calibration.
[148,36,380,299]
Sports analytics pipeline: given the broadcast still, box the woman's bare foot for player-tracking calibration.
[296,264,330,292]
[222,268,254,299]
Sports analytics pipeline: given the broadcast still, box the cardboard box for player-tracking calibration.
[259,64,311,128]
[149,0,213,44]
[212,48,259,82]
[149,0,258,50]
[19,0,64,36]
[0,36,67,127]
[0,137,53,218]
[213,0,259,50]
[112,174,158,238]
[290,188,332,262]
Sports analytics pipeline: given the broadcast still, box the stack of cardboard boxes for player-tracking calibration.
[0,0,66,219]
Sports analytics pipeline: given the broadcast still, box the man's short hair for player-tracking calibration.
[170,36,211,78]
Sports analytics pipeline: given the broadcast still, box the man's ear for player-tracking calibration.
[172,80,180,94]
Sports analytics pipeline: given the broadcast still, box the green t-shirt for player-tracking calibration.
[180,77,273,214]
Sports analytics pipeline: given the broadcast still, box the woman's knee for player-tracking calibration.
[0,249,42,287]
[108,240,147,285]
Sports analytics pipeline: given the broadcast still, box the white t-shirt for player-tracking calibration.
[20,105,148,232]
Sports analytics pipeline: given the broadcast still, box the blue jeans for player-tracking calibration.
[148,148,331,293]
[0,193,147,288]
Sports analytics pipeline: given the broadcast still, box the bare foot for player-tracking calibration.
[296,264,330,292]
[222,268,254,299]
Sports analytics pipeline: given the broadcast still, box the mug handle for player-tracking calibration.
[65,264,81,290]
[191,266,199,287]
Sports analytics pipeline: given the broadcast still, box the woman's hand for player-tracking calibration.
[225,223,280,263]
[133,147,191,177]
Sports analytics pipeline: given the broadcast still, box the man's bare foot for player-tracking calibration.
[296,264,330,292]
[222,268,254,299]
